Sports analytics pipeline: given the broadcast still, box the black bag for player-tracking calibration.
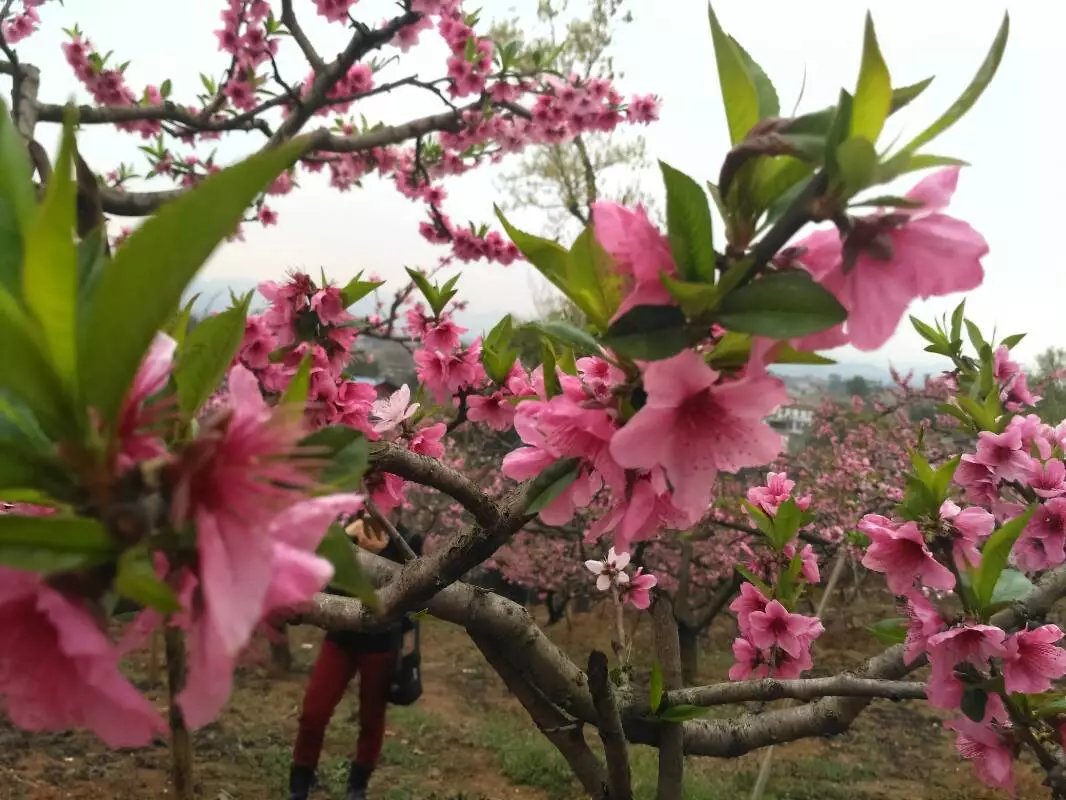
[387,618,422,706]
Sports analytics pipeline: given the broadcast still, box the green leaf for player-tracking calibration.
[0,99,36,292]
[662,274,718,317]
[482,315,518,385]
[23,112,79,387]
[707,5,760,144]
[340,273,384,307]
[950,301,966,345]
[889,77,934,113]
[961,687,988,723]
[649,662,664,713]
[317,523,379,609]
[281,352,312,407]
[80,136,308,426]
[660,161,716,282]
[965,319,987,353]
[566,226,624,332]
[715,271,847,338]
[900,14,1009,156]
[910,315,945,347]
[115,545,179,612]
[0,514,118,573]
[174,293,251,417]
[601,305,691,361]
[496,211,621,331]
[867,617,908,645]
[540,339,561,398]
[1000,333,1025,350]
[526,461,581,514]
[735,565,771,596]
[0,289,76,438]
[301,426,369,491]
[528,320,602,356]
[658,703,710,722]
[770,498,805,549]
[989,568,1034,606]
[850,13,892,144]
[973,507,1035,611]
[835,137,878,196]
[731,37,779,119]
[877,153,969,183]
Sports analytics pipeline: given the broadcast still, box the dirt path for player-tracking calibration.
[0,605,1051,799]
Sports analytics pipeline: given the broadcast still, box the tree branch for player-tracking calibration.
[652,597,684,800]
[269,12,420,147]
[280,0,326,73]
[35,101,272,134]
[668,676,926,708]
[368,440,501,529]
[472,632,608,799]
[588,650,632,800]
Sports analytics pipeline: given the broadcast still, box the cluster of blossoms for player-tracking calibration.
[1,0,45,43]
[61,31,163,138]
[237,272,452,514]
[726,473,825,679]
[215,0,278,112]
[0,339,365,741]
[855,356,1066,790]
[410,307,489,407]
[584,547,658,610]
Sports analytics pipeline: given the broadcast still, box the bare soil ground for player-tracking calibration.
[0,593,1049,799]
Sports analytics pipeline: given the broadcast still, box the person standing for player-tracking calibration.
[288,515,419,800]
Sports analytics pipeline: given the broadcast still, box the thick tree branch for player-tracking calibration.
[668,676,926,707]
[473,632,608,799]
[98,108,465,216]
[588,651,632,800]
[35,101,272,134]
[369,440,501,528]
[652,598,684,800]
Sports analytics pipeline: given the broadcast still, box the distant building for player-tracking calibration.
[768,404,816,450]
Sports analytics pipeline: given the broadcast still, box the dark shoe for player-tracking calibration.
[288,764,316,800]
[345,762,372,800]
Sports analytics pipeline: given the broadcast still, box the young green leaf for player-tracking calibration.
[735,565,771,596]
[658,703,710,722]
[22,112,79,387]
[989,569,1034,607]
[0,514,118,573]
[999,333,1025,350]
[526,461,581,514]
[649,662,664,713]
[0,288,76,438]
[115,545,180,612]
[301,426,369,491]
[660,161,715,282]
[715,271,847,338]
[707,5,760,144]
[174,292,252,417]
[0,99,36,291]
[317,523,379,609]
[900,14,1009,156]
[340,272,384,307]
[281,352,313,407]
[601,305,691,361]
[528,320,602,356]
[972,507,1035,611]
[662,274,719,317]
[889,77,934,113]
[834,137,878,196]
[540,339,561,398]
[730,37,779,119]
[81,136,308,426]
[850,13,892,144]
[867,617,908,645]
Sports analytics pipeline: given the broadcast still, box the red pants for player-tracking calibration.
[292,640,393,769]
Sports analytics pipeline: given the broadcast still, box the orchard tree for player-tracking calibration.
[6,4,1066,800]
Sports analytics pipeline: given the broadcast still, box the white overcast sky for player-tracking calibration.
[15,1,1061,369]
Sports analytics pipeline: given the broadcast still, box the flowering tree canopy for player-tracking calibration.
[6,2,1066,799]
